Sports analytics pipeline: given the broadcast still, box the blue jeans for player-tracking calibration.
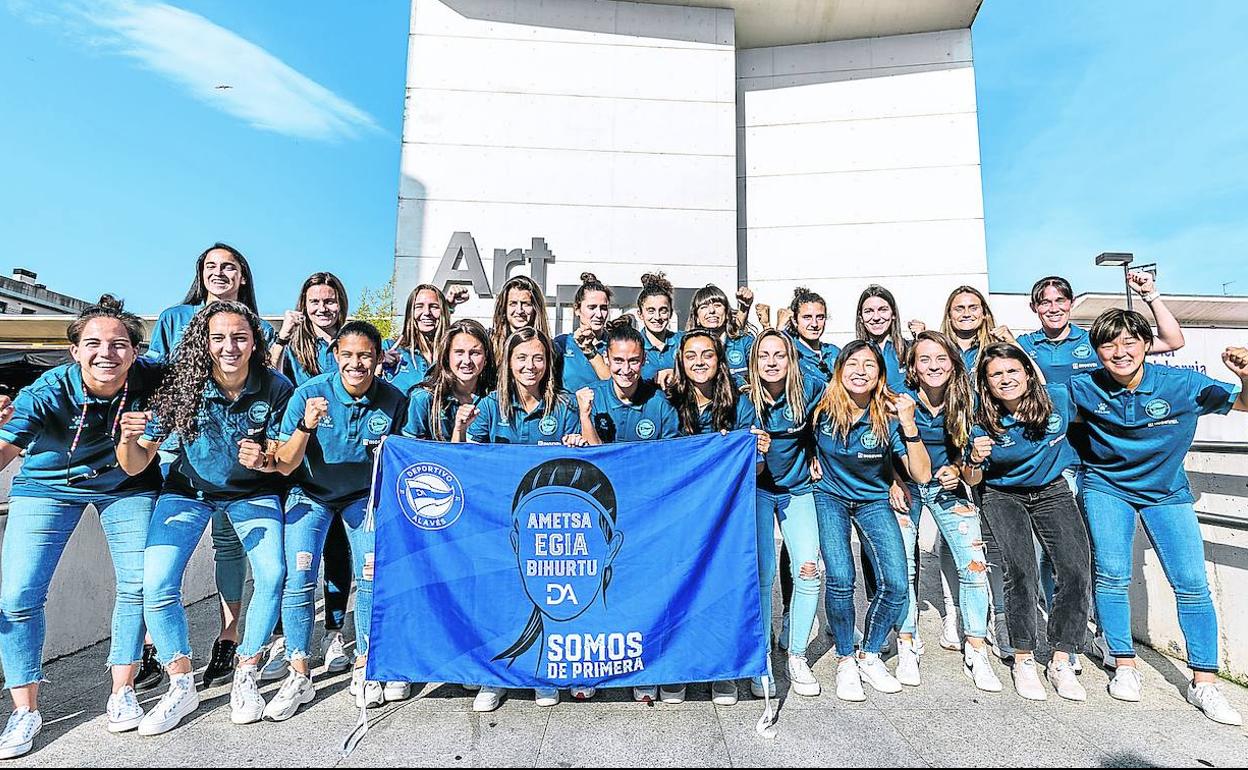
[280,494,376,660]
[161,448,246,607]
[144,494,285,663]
[757,490,820,657]
[0,494,153,687]
[814,492,907,656]
[1081,488,1218,672]
[899,482,989,638]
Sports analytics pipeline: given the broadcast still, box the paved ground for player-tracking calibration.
[9,552,1248,768]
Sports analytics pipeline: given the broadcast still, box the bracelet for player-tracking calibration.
[296,420,316,433]
[1141,290,1160,303]
[276,335,292,346]
[901,432,921,443]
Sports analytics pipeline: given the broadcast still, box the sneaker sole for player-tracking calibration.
[1190,702,1244,727]
[659,691,686,705]
[789,681,820,697]
[138,701,198,736]
[325,659,352,674]
[534,698,559,708]
[897,673,921,687]
[107,714,145,733]
[384,690,412,703]
[0,739,34,760]
[835,689,867,703]
[471,699,502,713]
[230,709,264,725]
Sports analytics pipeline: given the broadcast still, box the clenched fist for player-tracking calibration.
[237,439,268,471]
[119,411,152,444]
[303,397,329,430]
[969,435,994,465]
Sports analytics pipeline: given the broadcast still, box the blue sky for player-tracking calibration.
[2,0,1245,315]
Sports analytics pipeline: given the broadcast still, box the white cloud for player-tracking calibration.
[20,0,380,142]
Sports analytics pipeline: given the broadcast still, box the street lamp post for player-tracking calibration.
[1095,252,1134,311]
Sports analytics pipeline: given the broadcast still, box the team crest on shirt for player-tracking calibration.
[1073,344,1092,360]
[783,405,794,421]
[1145,399,1171,419]
[727,349,745,367]
[397,462,464,531]
[1046,413,1063,434]
[636,419,656,439]
[539,414,559,436]
[860,430,881,450]
[247,402,270,423]
[368,414,392,435]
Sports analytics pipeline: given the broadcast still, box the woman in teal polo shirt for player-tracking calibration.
[552,273,612,393]
[144,243,276,692]
[405,320,496,442]
[636,273,682,383]
[685,285,755,387]
[854,284,908,391]
[489,275,550,370]
[382,284,465,395]
[577,322,681,449]
[784,286,839,388]
[269,321,409,719]
[116,302,294,737]
[1070,309,1248,726]
[0,296,163,759]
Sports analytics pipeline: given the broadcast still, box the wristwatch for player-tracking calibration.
[901,431,921,443]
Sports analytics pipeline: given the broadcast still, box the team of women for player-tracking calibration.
[0,242,1246,759]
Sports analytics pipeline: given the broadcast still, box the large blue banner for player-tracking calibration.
[366,430,765,688]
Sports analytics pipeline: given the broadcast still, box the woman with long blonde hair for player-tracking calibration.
[810,340,930,702]
[382,284,456,394]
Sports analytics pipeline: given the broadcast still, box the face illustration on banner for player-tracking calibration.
[495,458,625,672]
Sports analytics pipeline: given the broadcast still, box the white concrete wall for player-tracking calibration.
[737,30,987,339]
[397,0,739,329]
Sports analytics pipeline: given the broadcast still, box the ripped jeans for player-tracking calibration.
[279,493,375,661]
[898,482,989,639]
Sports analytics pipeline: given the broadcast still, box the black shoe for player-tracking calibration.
[134,644,164,693]
[201,639,238,689]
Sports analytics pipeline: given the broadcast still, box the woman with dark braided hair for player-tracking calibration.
[404,319,496,442]
[635,272,682,382]
[0,296,163,758]
[553,273,613,393]
[784,286,840,387]
[116,301,294,737]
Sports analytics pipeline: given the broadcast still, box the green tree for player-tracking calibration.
[355,275,396,339]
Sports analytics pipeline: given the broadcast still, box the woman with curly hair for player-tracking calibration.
[116,302,294,737]
[0,296,163,758]
[141,243,275,693]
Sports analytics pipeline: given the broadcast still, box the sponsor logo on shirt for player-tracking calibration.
[1095,402,1111,415]
[248,402,270,423]
[319,415,335,429]
[636,419,656,440]
[368,413,392,435]
[1144,398,1171,419]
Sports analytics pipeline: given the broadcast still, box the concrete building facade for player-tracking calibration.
[395,0,987,335]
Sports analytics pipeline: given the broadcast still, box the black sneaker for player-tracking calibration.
[201,639,238,689]
[134,644,164,693]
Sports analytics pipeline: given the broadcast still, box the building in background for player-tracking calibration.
[396,0,987,335]
[0,268,89,316]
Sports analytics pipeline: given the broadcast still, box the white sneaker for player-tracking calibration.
[835,657,866,702]
[749,677,776,699]
[962,644,1003,693]
[320,631,351,674]
[711,680,738,706]
[777,612,790,650]
[940,612,960,651]
[857,653,902,694]
[1047,659,1086,702]
[137,673,199,736]
[230,666,266,724]
[262,671,315,721]
[260,637,288,682]
[106,685,145,733]
[1011,658,1047,701]
[912,632,926,656]
[383,681,412,702]
[1088,634,1118,670]
[534,688,559,707]
[570,686,596,701]
[895,639,921,687]
[1108,666,1143,702]
[0,708,42,759]
[659,684,686,704]
[1186,681,1244,726]
[472,685,505,712]
[787,655,820,697]
[633,685,658,702]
